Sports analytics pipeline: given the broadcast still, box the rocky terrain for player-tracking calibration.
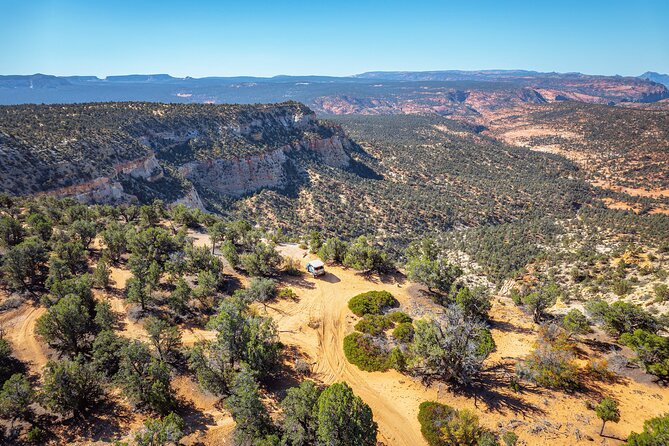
[0,102,355,206]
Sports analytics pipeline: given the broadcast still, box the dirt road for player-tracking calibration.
[0,304,48,369]
[272,244,438,446]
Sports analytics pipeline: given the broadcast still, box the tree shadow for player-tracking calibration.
[379,271,407,287]
[222,275,242,294]
[600,432,627,442]
[412,286,445,302]
[355,271,403,285]
[580,337,620,354]
[279,274,316,290]
[264,345,307,401]
[577,368,628,397]
[177,399,216,436]
[455,362,546,418]
[54,396,135,443]
[405,283,430,300]
[105,287,126,299]
[489,319,535,336]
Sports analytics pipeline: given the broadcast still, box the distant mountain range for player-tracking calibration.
[639,71,669,87]
[0,70,667,113]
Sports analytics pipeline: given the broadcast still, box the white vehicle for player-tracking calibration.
[306,259,326,277]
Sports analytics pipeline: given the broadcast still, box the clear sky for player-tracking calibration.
[2,0,668,77]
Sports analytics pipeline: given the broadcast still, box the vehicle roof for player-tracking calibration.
[307,259,325,268]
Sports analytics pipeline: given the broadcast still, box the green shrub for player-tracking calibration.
[612,279,632,296]
[392,322,415,343]
[595,398,620,436]
[134,412,185,446]
[502,431,518,446]
[654,284,669,302]
[454,286,492,321]
[562,309,591,336]
[387,311,412,324]
[348,291,398,317]
[516,339,579,390]
[417,401,494,446]
[418,401,455,446]
[475,328,496,357]
[626,413,669,445]
[277,288,298,300]
[619,329,669,379]
[343,332,391,372]
[586,300,658,337]
[318,237,348,264]
[342,236,393,274]
[355,315,394,336]
[26,426,47,444]
[389,347,406,371]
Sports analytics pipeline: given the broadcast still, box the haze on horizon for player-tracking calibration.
[1,0,668,78]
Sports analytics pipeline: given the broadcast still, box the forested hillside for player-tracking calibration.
[489,102,669,191]
[229,114,593,249]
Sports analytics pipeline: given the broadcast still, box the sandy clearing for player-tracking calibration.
[110,265,131,289]
[593,180,669,199]
[272,244,434,446]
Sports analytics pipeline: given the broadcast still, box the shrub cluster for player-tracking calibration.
[516,325,579,390]
[348,291,399,317]
[343,333,392,372]
[354,315,394,336]
[417,401,497,446]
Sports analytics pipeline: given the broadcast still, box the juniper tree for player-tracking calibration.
[41,358,104,419]
[145,317,182,364]
[281,380,321,446]
[226,365,272,445]
[0,373,33,423]
[315,382,377,446]
[208,221,227,254]
[1,237,48,290]
[116,340,176,414]
[101,221,128,262]
[134,412,185,446]
[410,305,491,386]
[35,295,93,358]
[595,398,620,436]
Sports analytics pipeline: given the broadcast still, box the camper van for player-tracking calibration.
[306,260,326,277]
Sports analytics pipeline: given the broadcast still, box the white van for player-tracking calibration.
[306,259,326,277]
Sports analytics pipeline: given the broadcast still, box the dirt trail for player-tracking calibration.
[273,244,436,446]
[0,304,49,369]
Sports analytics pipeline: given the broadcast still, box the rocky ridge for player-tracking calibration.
[0,102,356,208]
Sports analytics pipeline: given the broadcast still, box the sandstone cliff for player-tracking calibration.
[0,102,356,208]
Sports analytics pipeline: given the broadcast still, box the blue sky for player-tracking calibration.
[2,0,668,77]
